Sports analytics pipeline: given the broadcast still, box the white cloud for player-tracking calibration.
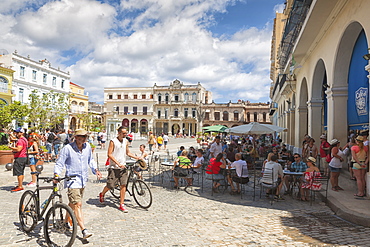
[1,0,275,104]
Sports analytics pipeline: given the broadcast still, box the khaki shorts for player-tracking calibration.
[67,188,85,204]
[321,157,328,170]
[106,168,129,189]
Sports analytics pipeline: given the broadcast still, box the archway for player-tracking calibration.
[140,119,148,134]
[131,119,138,133]
[122,118,129,129]
[172,124,180,135]
[70,117,77,131]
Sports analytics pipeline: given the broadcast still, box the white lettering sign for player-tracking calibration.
[355,87,368,116]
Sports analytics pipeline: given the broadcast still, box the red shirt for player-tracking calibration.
[320,141,330,157]
[14,137,28,158]
[206,158,222,174]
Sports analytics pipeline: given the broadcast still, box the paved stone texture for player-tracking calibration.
[1,138,370,246]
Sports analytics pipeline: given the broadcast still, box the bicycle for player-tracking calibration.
[19,172,78,247]
[110,160,153,209]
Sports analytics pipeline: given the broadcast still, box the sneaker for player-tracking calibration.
[26,182,36,187]
[119,204,128,213]
[99,192,104,204]
[11,187,24,192]
[274,195,285,201]
[82,229,93,239]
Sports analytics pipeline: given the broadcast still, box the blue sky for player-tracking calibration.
[0,0,285,104]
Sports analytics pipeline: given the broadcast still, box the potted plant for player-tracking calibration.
[0,145,14,165]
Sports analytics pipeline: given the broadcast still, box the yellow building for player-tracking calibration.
[0,64,16,105]
[69,82,89,130]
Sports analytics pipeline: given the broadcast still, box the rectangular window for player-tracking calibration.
[61,79,65,88]
[214,112,220,120]
[19,88,24,103]
[117,94,121,99]
[157,109,161,119]
[150,94,153,99]
[192,108,196,118]
[234,112,239,121]
[20,66,25,77]
[43,74,47,84]
[32,70,37,80]
[205,112,210,120]
[124,94,128,99]
[133,106,137,115]
[142,94,146,99]
[108,95,113,99]
[124,106,128,114]
[52,77,56,87]
[165,109,168,119]
[184,108,188,118]
[143,106,147,115]
[134,94,138,99]
[174,94,179,102]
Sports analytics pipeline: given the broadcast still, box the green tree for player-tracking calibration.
[0,101,29,129]
[76,112,104,131]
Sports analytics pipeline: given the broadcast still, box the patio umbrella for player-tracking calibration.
[228,122,286,135]
[202,125,228,132]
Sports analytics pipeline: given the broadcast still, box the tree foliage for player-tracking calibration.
[76,112,104,131]
[0,101,29,129]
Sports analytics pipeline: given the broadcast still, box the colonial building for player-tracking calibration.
[69,82,89,130]
[104,87,154,137]
[0,51,70,128]
[153,80,211,135]
[88,101,104,130]
[0,62,16,105]
[270,0,370,150]
[202,100,270,128]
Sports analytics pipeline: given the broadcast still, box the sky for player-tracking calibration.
[0,0,285,104]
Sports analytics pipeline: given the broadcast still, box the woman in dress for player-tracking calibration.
[300,157,320,201]
[351,136,369,197]
[328,139,349,192]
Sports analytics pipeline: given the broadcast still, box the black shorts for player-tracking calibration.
[232,176,249,184]
[13,157,27,176]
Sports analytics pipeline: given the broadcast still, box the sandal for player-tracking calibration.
[354,194,364,197]
[350,177,356,181]
[335,186,344,191]
[332,187,338,192]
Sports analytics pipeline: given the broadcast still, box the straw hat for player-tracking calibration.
[320,134,327,139]
[136,160,148,170]
[307,157,316,164]
[356,136,365,142]
[329,139,340,146]
[75,129,88,136]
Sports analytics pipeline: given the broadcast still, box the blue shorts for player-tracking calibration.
[329,166,341,172]
[29,157,38,165]
[46,143,52,154]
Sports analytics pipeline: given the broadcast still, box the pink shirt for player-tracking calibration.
[14,137,28,158]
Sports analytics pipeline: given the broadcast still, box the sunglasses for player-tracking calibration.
[294,156,300,158]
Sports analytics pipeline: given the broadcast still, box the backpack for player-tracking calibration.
[47,133,55,143]
[0,133,8,145]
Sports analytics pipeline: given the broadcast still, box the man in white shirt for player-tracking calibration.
[228,153,249,195]
[210,136,222,158]
[163,133,169,150]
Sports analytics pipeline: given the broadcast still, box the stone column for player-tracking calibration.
[295,106,308,153]
[307,98,324,141]
[325,86,348,142]
[285,109,291,144]
[289,108,296,146]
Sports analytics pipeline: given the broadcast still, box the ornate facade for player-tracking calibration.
[69,82,89,130]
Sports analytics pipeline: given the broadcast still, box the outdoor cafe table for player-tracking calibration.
[283,171,304,198]
[161,161,174,185]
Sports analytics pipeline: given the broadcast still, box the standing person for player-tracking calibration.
[157,134,163,151]
[54,129,102,239]
[319,135,330,176]
[351,136,368,197]
[45,128,55,162]
[99,127,141,212]
[9,128,28,192]
[53,130,64,160]
[26,134,41,187]
[163,133,169,150]
[100,130,107,149]
[147,131,156,154]
[127,132,134,147]
[58,129,68,148]
[0,128,8,145]
[209,136,222,159]
[328,139,349,192]
[304,138,318,159]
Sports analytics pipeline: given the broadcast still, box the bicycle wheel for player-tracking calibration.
[109,180,121,199]
[19,190,38,233]
[132,180,152,209]
[44,203,77,247]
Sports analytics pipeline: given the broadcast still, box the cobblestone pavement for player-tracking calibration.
[1,138,370,246]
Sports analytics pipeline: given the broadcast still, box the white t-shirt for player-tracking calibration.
[231,159,249,178]
[109,137,127,169]
[210,142,222,158]
[163,135,169,142]
[192,156,204,173]
[101,132,107,142]
[260,161,283,184]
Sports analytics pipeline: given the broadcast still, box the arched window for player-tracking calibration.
[174,108,179,117]
[184,93,189,103]
[233,110,239,121]
[192,93,197,103]
[247,112,250,122]
[223,111,228,121]
[158,93,162,103]
[165,93,169,103]
[0,76,8,92]
[254,112,258,122]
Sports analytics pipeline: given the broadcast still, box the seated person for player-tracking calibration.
[192,149,204,174]
[173,150,192,188]
[177,146,185,157]
[205,153,227,193]
[228,153,249,195]
[300,157,320,201]
[188,146,197,162]
[260,155,284,200]
[283,153,307,194]
[226,146,236,163]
